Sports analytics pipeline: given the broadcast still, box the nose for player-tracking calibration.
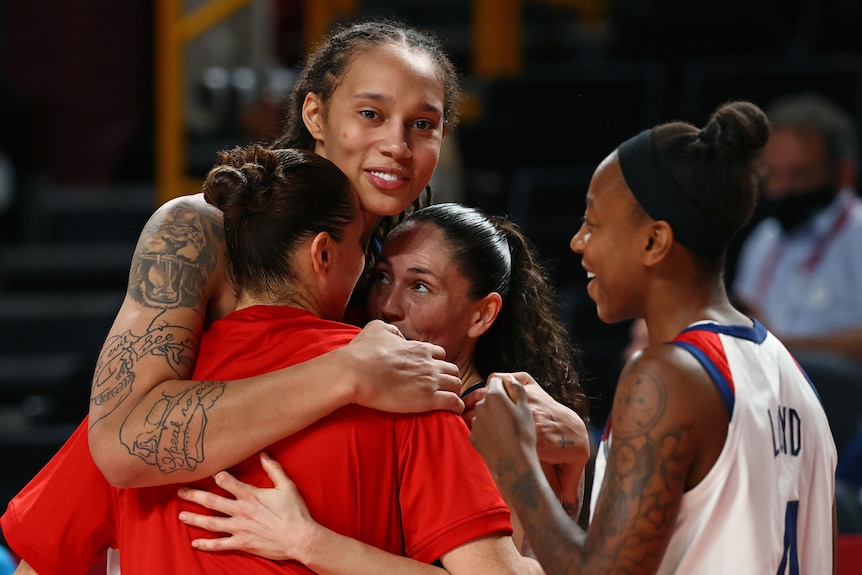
[375,289,404,324]
[570,221,587,254]
[379,122,412,159]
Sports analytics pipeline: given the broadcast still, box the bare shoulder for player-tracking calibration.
[130,192,228,311]
[89,192,232,432]
[611,343,729,486]
[583,345,725,571]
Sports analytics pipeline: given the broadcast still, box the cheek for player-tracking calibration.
[366,286,383,318]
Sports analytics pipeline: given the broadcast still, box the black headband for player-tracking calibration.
[617,129,734,257]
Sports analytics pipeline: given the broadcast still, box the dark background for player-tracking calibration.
[1,0,861,539]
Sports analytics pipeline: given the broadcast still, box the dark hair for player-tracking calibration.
[766,93,858,166]
[203,145,355,298]
[650,101,770,265]
[270,18,464,241]
[389,203,588,418]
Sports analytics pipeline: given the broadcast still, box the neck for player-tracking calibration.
[643,275,747,344]
[459,363,484,395]
[234,288,321,317]
[363,213,384,237]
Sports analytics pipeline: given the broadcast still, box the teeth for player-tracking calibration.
[587,272,596,279]
[370,171,399,182]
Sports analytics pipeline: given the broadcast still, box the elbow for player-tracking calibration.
[88,427,139,488]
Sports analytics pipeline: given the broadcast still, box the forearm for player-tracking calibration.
[302,525,447,575]
[498,457,587,575]
[92,349,356,487]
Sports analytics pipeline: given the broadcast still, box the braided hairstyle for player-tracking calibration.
[270,18,464,244]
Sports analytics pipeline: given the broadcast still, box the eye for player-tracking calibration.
[413,119,438,131]
[360,109,381,121]
[373,268,392,285]
[412,280,429,293]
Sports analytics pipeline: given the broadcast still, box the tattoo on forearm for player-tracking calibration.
[501,459,584,572]
[90,313,198,424]
[123,380,226,473]
[128,202,223,309]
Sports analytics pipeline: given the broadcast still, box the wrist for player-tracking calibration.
[318,345,361,405]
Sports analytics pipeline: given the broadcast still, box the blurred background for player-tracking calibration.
[1,0,861,537]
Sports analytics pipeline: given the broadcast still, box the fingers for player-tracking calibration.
[432,389,465,414]
[462,386,488,412]
[502,376,527,403]
[211,469,255,501]
[178,485,239,517]
[363,319,405,339]
[259,451,291,489]
[178,509,234,535]
[189,536,237,552]
[486,375,526,404]
[487,371,538,387]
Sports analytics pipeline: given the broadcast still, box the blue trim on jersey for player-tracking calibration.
[678,318,768,344]
[669,340,735,419]
[790,357,824,403]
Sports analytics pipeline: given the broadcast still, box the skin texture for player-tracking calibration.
[160,175,542,574]
[302,44,446,227]
[178,452,543,575]
[87,41,463,488]
[12,561,38,575]
[175,216,589,569]
[468,151,826,575]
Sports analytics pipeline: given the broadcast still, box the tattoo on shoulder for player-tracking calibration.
[90,311,199,425]
[592,363,694,569]
[121,380,227,474]
[128,201,224,309]
[612,362,666,439]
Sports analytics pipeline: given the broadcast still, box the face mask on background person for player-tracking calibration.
[760,181,838,233]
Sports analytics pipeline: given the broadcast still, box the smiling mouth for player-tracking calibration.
[369,170,401,183]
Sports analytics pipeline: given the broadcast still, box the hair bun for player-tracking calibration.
[702,101,770,161]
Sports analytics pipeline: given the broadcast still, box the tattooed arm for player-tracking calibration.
[471,347,727,574]
[89,194,462,488]
[462,372,589,555]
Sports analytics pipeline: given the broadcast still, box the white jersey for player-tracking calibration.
[590,319,836,574]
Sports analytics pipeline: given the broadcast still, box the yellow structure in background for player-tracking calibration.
[155,0,358,206]
[155,0,595,205]
[155,0,255,206]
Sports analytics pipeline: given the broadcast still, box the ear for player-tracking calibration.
[466,292,503,338]
[310,232,334,276]
[302,92,326,142]
[642,220,674,267]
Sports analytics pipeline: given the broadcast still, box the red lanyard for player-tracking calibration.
[755,196,854,295]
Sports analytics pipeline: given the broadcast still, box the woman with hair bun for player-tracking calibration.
[178,202,590,559]
[112,145,545,574]
[471,101,837,574]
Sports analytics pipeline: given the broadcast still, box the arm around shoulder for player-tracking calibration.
[88,196,461,487]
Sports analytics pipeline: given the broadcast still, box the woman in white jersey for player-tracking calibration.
[471,100,838,574]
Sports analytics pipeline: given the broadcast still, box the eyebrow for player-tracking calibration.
[375,256,437,278]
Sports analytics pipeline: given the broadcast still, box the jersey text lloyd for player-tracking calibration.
[769,405,801,457]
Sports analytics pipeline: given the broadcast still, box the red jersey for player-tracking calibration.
[113,305,511,573]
